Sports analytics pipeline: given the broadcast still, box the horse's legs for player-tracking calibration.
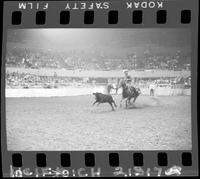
[115,87,118,94]
[127,98,132,107]
[120,98,124,108]
[125,99,128,108]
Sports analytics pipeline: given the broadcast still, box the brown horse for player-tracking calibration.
[117,79,141,108]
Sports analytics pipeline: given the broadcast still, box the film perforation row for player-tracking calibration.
[11,10,191,25]
[12,152,193,168]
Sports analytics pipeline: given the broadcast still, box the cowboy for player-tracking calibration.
[123,69,132,85]
[122,69,133,95]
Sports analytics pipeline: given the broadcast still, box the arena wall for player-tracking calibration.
[6,87,191,98]
[6,67,191,78]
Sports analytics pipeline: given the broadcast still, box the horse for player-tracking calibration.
[117,79,141,108]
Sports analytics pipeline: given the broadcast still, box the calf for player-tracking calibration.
[93,92,117,111]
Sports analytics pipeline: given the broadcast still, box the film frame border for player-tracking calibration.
[1,0,199,177]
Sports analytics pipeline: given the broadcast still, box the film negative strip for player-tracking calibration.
[1,0,199,177]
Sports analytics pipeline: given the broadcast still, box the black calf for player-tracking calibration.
[93,92,117,111]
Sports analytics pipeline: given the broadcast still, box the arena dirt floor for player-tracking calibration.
[6,95,191,151]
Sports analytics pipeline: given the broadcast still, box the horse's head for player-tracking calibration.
[118,79,127,89]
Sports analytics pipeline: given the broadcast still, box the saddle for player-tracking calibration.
[126,85,135,94]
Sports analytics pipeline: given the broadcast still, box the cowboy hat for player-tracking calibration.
[123,69,129,73]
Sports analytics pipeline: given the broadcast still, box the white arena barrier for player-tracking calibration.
[5,87,191,98]
[6,86,105,98]
[140,87,191,96]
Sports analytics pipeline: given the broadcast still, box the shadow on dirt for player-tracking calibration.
[119,98,162,110]
[125,103,153,109]
[91,109,117,114]
[91,97,162,112]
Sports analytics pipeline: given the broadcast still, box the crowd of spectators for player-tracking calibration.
[6,47,191,71]
[6,71,105,89]
[5,46,191,89]
[137,77,191,89]
[6,48,61,68]
[6,72,72,89]
[6,71,191,89]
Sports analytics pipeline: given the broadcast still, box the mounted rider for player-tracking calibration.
[123,69,132,91]
[117,69,141,107]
